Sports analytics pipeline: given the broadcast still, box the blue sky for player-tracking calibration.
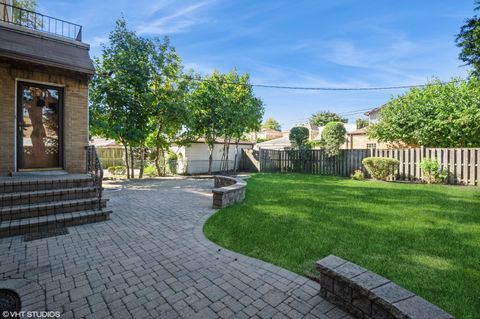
[41,0,474,129]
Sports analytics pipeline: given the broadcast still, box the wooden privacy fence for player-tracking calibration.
[241,147,480,186]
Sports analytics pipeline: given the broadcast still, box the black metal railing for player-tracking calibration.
[0,2,82,41]
[86,145,103,210]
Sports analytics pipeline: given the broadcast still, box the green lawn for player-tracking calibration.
[204,173,480,319]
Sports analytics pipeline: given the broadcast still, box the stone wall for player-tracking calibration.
[316,255,454,319]
[212,176,246,209]
[0,62,89,175]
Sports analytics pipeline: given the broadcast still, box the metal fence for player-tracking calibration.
[0,2,82,41]
[243,147,480,186]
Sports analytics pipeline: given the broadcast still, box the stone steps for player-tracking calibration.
[0,209,112,238]
[0,175,94,194]
[0,174,111,238]
[0,198,108,221]
[0,186,97,207]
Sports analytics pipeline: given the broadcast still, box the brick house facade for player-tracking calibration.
[0,1,94,175]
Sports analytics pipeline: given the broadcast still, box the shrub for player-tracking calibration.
[420,158,448,184]
[167,152,178,175]
[362,157,399,181]
[144,165,157,177]
[289,127,310,150]
[351,170,365,181]
[107,166,126,175]
[320,122,346,157]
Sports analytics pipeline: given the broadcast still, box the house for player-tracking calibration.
[0,0,110,238]
[247,128,283,141]
[171,138,254,174]
[345,105,388,149]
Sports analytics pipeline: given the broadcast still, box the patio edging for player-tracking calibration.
[316,255,455,319]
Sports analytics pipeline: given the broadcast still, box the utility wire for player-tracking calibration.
[168,73,463,91]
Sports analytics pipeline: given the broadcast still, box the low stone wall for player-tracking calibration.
[316,255,454,319]
[212,176,246,209]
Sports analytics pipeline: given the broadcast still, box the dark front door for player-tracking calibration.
[17,82,63,170]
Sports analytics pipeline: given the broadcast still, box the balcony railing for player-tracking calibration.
[0,2,82,41]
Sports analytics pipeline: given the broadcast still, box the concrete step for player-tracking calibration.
[0,175,94,194]
[0,187,98,208]
[0,209,112,238]
[0,198,108,221]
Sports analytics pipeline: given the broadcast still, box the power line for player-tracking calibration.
[169,73,463,91]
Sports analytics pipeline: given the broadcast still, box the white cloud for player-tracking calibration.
[136,1,212,35]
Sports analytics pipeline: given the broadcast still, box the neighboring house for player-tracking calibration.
[345,105,388,149]
[0,0,110,237]
[91,138,125,168]
[248,128,283,141]
[256,134,292,150]
[171,138,254,174]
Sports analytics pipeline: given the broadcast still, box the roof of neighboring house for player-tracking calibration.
[256,135,291,149]
[364,104,387,116]
[189,138,254,146]
[347,127,368,135]
[91,138,123,148]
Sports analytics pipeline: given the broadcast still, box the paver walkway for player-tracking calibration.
[0,178,350,319]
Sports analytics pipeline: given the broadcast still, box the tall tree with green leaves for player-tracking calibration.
[456,1,480,76]
[89,18,153,178]
[309,111,347,127]
[262,117,281,131]
[190,71,226,174]
[147,37,196,176]
[369,77,480,147]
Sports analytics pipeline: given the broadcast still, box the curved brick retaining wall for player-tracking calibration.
[316,255,454,319]
[212,176,246,208]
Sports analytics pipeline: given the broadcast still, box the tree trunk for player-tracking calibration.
[233,139,240,174]
[208,144,214,175]
[123,142,130,179]
[225,138,231,172]
[130,145,135,178]
[139,145,145,179]
[154,147,161,177]
[162,149,167,176]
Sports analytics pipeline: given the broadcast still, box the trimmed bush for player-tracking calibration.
[362,157,399,181]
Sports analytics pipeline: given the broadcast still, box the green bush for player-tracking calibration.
[107,165,126,175]
[351,170,365,181]
[320,122,347,157]
[362,157,399,181]
[167,152,179,175]
[144,165,157,177]
[420,158,448,184]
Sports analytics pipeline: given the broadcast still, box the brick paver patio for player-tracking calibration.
[0,178,351,319]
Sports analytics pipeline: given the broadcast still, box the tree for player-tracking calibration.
[147,37,196,176]
[190,71,226,174]
[89,18,153,178]
[262,117,281,131]
[320,122,346,157]
[309,111,347,127]
[190,69,263,174]
[456,1,480,76]
[368,77,480,147]
[289,127,309,150]
[356,118,369,129]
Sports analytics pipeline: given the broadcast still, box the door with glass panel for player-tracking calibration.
[17,82,63,170]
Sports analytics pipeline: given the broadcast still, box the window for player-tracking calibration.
[366,143,376,149]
